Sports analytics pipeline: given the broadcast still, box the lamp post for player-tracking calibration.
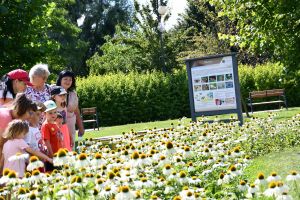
[158,4,168,74]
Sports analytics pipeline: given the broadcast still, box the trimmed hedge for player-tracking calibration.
[77,71,190,126]
[77,63,300,126]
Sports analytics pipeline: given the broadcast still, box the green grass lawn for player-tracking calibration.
[83,107,300,139]
[243,147,300,182]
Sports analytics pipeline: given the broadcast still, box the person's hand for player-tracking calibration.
[47,158,53,164]
[78,130,84,137]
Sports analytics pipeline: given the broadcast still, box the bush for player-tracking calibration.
[77,71,190,126]
[77,63,300,126]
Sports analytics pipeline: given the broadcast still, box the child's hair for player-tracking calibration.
[36,102,46,112]
[56,113,63,119]
[51,96,66,108]
[13,93,37,116]
[3,119,29,139]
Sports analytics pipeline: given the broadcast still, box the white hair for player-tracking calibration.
[29,64,50,81]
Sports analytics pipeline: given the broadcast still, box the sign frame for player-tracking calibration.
[185,53,243,125]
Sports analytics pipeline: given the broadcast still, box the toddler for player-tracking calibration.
[0,120,52,177]
[41,100,64,158]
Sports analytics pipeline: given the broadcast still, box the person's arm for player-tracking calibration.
[41,123,53,157]
[74,107,85,136]
[44,140,53,158]
[25,147,53,163]
[0,153,4,175]
[0,130,7,165]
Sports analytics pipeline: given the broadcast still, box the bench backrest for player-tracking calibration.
[81,107,97,115]
[249,89,284,99]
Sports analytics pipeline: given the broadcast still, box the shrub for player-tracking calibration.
[77,63,300,126]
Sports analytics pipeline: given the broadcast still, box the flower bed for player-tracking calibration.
[1,114,300,199]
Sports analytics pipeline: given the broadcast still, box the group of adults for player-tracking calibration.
[0,64,85,152]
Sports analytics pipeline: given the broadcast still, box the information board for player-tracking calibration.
[186,53,243,124]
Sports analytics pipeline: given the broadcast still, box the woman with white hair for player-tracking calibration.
[25,64,51,103]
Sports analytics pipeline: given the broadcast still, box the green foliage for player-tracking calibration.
[0,0,88,74]
[87,0,188,74]
[77,70,189,126]
[211,0,300,72]
[67,0,133,75]
[239,63,284,98]
[77,63,300,126]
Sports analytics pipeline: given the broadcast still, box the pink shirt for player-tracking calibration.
[0,108,13,136]
[3,139,29,178]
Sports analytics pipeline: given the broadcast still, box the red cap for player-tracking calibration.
[7,69,33,86]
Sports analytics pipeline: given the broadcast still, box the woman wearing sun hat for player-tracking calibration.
[0,69,33,107]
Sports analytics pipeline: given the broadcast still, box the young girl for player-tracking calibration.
[0,120,52,178]
[24,102,48,154]
[51,86,71,150]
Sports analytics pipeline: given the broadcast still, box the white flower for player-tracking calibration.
[267,173,281,182]
[162,164,172,176]
[115,186,135,200]
[180,189,196,200]
[238,180,249,192]
[286,171,300,182]
[8,152,29,162]
[276,193,293,200]
[247,184,259,195]
[27,159,44,171]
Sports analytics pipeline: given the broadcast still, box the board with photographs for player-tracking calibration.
[186,53,243,124]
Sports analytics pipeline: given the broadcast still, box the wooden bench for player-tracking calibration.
[81,107,100,130]
[247,89,288,113]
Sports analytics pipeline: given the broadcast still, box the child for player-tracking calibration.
[24,102,48,154]
[0,120,52,178]
[51,86,71,150]
[41,100,64,158]
[55,113,71,150]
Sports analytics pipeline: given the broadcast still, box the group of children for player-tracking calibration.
[0,86,72,177]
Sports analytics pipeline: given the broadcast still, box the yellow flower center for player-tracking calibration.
[131,151,139,159]
[179,171,186,178]
[57,149,67,157]
[165,164,171,170]
[29,156,39,163]
[8,171,17,178]
[269,181,277,188]
[32,170,40,176]
[258,173,265,180]
[166,141,173,149]
[240,180,246,185]
[18,187,27,195]
[3,168,10,176]
[121,186,129,193]
[78,153,87,160]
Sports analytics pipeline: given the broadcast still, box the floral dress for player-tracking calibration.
[25,84,51,104]
[25,84,52,127]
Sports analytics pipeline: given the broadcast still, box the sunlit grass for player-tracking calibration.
[83,107,300,139]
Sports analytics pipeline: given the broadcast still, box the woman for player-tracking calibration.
[0,93,37,169]
[25,64,51,103]
[0,69,33,107]
[56,70,84,148]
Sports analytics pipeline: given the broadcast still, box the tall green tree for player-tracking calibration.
[67,0,133,75]
[178,0,271,65]
[87,0,188,74]
[210,0,300,71]
[0,0,87,74]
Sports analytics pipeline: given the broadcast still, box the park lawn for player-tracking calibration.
[83,106,300,139]
[243,147,300,182]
